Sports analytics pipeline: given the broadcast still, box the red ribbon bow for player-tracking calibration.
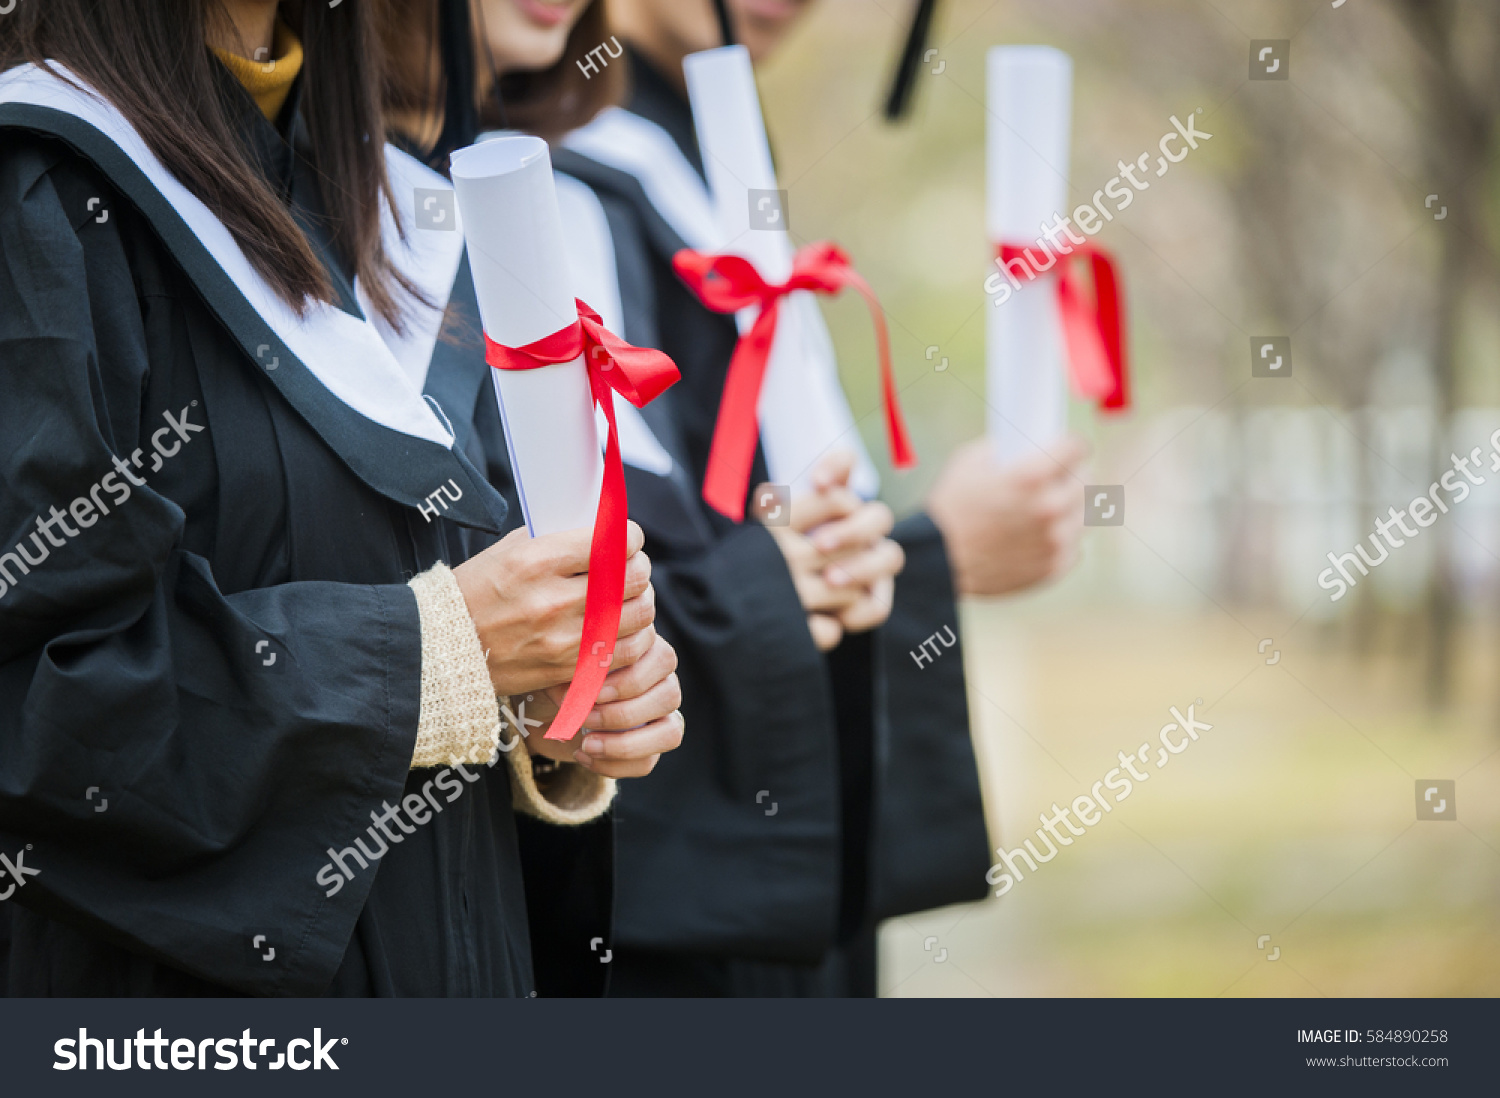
[996,242,1130,411]
[486,300,680,741]
[672,241,917,522]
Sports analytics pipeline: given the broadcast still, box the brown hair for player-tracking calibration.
[498,1,622,138]
[379,0,622,157]
[0,0,416,328]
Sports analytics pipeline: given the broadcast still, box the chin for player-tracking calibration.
[732,0,807,61]
[733,0,809,32]
[485,0,585,73]
[493,28,573,72]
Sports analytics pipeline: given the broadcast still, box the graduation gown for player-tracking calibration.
[421,176,848,993]
[555,50,991,989]
[0,61,599,996]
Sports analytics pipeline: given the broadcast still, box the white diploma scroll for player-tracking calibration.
[450,135,604,535]
[987,46,1073,464]
[682,45,879,500]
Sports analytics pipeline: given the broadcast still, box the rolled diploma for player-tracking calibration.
[987,46,1073,464]
[450,135,604,535]
[683,45,878,500]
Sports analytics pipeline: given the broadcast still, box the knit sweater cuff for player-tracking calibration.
[407,563,501,770]
[501,705,616,826]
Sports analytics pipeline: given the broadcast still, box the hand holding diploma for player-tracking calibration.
[987,47,1129,465]
[755,451,907,650]
[534,629,685,778]
[927,435,1087,597]
[451,523,656,696]
[450,135,681,745]
[455,523,683,777]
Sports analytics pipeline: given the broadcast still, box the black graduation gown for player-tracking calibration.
[553,50,991,992]
[0,65,590,996]
[423,243,847,995]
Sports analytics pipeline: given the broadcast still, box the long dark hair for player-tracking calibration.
[379,0,622,166]
[0,0,414,327]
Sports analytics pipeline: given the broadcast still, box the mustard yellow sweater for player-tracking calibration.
[212,21,303,121]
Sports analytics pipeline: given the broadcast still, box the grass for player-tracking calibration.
[879,600,1500,997]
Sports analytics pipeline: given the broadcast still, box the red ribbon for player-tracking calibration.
[672,242,917,522]
[996,242,1130,411]
[486,300,680,741]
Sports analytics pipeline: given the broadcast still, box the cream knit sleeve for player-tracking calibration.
[499,695,617,826]
[406,564,615,825]
[407,563,501,769]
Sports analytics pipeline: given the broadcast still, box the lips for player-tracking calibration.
[736,0,804,21]
[514,0,573,29]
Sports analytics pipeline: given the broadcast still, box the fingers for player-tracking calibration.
[826,538,905,590]
[1038,473,1084,525]
[765,527,857,613]
[1047,434,1090,471]
[1044,489,1084,579]
[794,568,861,614]
[810,500,894,558]
[615,583,657,640]
[607,622,656,671]
[529,525,594,576]
[622,549,652,602]
[576,710,685,773]
[810,449,857,492]
[581,753,663,779]
[529,522,644,579]
[837,576,895,634]
[583,671,683,732]
[808,612,844,651]
[1012,437,1087,489]
[595,634,678,705]
[535,627,667,714]
[790,485,864,533]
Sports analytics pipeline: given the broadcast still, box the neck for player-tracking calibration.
[211,0,280,59]
[624,38,689,98]
[609,1,708,97]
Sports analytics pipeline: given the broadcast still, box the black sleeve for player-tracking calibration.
[0,904,10,995]
[870,511,991,919]
[0,145,420,995]
[614,522,844,960]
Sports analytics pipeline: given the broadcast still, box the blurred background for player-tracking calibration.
[754,0,1500,995]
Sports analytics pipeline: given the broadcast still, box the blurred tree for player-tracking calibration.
[1387,0,1500,705]
[1227,6,1306,611]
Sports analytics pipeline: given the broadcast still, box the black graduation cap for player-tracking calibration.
[883,0,939,122]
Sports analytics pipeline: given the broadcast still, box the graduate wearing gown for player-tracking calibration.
[0,0,681,996]
[554,41,988,996]
[554,0,1089,994]
[380,0,860,994]
[387,0,1081,997]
